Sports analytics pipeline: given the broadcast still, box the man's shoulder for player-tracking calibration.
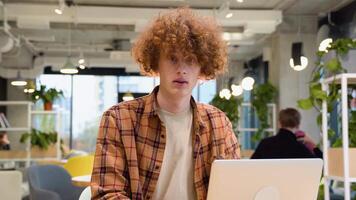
[105,95,149,115]
[196,102,226,116]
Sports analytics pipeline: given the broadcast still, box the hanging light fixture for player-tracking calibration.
[24,80,36,93]
[241,66,255,91]
[11,71,27,86]
[319,38,333,53]
[60,57,78,74]
[289,42,308,71]
[60,21,78,74]
[231,84,243,96]
[122,91,134,101]
[54,0,65,15]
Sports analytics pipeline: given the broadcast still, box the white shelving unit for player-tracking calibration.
[0,101,62,166]
[321,73,356,200]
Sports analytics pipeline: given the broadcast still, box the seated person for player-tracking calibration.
[0,132,10,150]
[251,108,322,159]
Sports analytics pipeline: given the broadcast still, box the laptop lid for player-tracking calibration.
[207,159,323,200]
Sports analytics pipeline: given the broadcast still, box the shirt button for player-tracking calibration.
[155,165,160,170]
[160,134,165,139]
[147,195,151,200]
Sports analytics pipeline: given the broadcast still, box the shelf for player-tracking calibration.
[325,176,356,183]
[31,110,58,115]
[0,101,32,105]
[0,128,30,132]
[321,73,356,84]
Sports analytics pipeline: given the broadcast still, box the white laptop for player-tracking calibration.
[207,159,323,200]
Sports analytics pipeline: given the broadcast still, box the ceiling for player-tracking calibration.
[0,0,353,78]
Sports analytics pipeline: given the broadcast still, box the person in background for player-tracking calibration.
[251,108,322,159]
[91,7,240,200]
[0,132,10,150]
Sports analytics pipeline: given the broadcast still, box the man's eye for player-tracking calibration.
[170,56,178,64]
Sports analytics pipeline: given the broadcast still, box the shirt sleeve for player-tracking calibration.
[223,116,241,159]
[91,110,131,200]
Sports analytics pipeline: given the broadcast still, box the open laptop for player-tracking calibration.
[207,159,323,200]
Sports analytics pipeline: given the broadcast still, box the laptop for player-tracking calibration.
[207,159,323,200]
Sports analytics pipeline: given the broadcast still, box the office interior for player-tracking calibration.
[0,0,355,199]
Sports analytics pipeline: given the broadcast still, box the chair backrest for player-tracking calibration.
[79,186,91,200]
[27,164,83,200]
[0,170,22,200]
[64,155,94,177]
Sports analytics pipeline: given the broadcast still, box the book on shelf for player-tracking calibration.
[0,113,10,128]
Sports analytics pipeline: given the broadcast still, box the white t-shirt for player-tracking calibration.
[151,106,196,200]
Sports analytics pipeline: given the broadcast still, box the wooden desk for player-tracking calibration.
[71,175,91,187]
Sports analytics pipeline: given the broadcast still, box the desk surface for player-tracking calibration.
[72,175,91,187]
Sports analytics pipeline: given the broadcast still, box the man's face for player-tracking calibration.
[157,51,201,98]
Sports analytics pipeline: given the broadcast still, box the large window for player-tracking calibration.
[38,75,216,153]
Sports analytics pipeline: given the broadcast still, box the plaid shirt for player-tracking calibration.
[91,86,240,200]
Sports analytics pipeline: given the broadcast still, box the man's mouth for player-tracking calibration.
[173,78,188,84]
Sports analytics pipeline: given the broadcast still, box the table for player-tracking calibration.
[71,175,91,187]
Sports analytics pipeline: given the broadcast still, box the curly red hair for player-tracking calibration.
[132,7,227,80]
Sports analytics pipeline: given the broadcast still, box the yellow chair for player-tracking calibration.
[63,155,94,177]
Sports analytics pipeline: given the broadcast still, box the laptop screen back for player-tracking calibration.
[207,159,323,200]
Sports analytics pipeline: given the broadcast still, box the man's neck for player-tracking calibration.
[282,127,297,133]
[156,89,191,114]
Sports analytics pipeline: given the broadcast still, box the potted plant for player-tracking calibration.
[31,85,63,110]
[251,82,278,141]
[20,128,58,158]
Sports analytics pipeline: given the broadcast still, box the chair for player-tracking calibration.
[27,164,84,200]
[0,170,22,200]
[79,186,91,200]
[63,155,94,177]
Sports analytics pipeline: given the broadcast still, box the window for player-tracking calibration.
[38,75,216,153]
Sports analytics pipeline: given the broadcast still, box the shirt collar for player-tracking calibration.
[143,86,206,133]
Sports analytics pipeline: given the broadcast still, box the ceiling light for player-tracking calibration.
[54,8,63,15]
[290,42,308,71]
[319,38,333,53]
[225,12,233,19]
[11,71,27,87]
[78,51,85,64]
[231,84,243,96]
[60,57,78,74]
[290,56,308,71]
[236,0,244,2]
[241,77,255,90]
[79,64,86,69]
[123,92,134,101]
[219,88,232,100]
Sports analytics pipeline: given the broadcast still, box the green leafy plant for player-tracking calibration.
[20,128,58,150]
[251,82,278,141]
[31,85,63,104]
[297,38,356,147]
[210,95,242,134]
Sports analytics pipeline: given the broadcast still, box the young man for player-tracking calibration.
[91,7,240,200]
[0,132,10,150]
[251,108,322,159]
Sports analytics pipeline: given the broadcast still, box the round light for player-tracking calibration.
[319,38,332,52]
[60,68,78,74]
[236,0,244,2]
[54,8,63,15]
[79,64,86,69]
[28,88,35,93]
[35,95,39,100]
[244,84,254,91]
[225,13,233,19]
[219,90,224,98]
[231,84,243,96]
[78,58,85,65]
[24,89,28,93]
[241,77,255,90]
[290,56,308,71]
[11,80,27,86]
[225,92,232,100]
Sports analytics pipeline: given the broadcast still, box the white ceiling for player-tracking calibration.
[0,0,353,78]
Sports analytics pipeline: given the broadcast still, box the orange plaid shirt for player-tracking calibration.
[91,86,240,200]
